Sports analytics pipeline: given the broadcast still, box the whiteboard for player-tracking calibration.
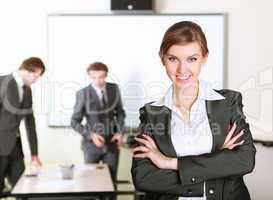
[47,14,226,127]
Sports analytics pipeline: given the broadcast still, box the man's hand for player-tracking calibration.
[91,133,105,148]
[31,155,42,167]
[111,133,123,149]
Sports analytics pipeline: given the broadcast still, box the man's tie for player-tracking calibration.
[101,90,107,109]
[21,85,28,108]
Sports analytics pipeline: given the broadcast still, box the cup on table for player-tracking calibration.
[60,164,74,180]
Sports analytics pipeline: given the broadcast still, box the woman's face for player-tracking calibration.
[163,42,208,88]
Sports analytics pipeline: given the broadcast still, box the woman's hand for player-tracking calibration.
[221,122,245,150]
[132,135,177,170]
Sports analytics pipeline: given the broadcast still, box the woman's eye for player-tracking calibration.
[188,57,197,62]
[168,57,177,62]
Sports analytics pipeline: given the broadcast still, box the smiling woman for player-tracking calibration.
[131,21,256,200]
[160,21,209,122]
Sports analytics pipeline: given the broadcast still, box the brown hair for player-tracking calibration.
[159,21,209,61]
[87,62,108,73]
[19,57,45,75]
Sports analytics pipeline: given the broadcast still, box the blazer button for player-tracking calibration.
[187,189,193,195]
[191,178,196,183]
[209,188,215,194]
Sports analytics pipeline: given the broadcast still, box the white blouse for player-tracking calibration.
[151,80,225,200]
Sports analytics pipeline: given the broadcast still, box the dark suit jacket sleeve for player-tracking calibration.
[0,95,1,106]
[24,88,38,156]
[114,84,125,133]
[0,78,3,108]
[70,90,92,140]
[131,107,204,196]
[177,91,256,186]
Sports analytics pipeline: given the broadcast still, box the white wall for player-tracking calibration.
[0,0,272,194]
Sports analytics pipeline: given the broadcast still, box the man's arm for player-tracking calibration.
[24,88,38,156]
[0,78,3,110]
[70,90,92,140]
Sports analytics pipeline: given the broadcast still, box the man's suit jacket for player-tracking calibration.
[131,89,256,200]
[0,74,38,156]
[71,82,125,149]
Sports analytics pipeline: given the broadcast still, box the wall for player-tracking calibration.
[0,0,272,198]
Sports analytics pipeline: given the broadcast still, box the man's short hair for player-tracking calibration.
[87,62,108,73]
[19,57,45,75]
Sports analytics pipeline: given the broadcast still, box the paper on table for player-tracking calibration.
[24,165,41,177]
[32,180,75,189]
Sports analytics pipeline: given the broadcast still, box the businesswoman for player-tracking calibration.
[131,21,256,200]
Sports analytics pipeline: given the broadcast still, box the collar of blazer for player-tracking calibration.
[144,91,229,157]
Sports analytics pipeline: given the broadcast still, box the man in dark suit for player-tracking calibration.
[71,62,125,181]
[0,57,45,194]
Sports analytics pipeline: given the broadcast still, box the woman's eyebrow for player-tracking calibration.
[188,53,200,57]
[165,53,200,58]
[165,53,177,57]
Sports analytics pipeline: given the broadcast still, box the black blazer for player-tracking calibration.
[0,74,38,156]
[131,89,256,200]
[71,82,126,148]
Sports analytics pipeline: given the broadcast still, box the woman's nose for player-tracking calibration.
[176,60,188,74]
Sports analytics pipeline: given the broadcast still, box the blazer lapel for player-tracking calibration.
[148,94,229,156]
[205,99,229,152]
[105,83,111,108]
[105,83,120,111]
[148,105,177,157]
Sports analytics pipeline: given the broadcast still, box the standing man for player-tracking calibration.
[71,62,125,181]
[0,57,44,193]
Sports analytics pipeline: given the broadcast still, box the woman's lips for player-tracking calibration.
[176,74,191,81]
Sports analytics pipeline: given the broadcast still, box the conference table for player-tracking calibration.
[11,164,115,200]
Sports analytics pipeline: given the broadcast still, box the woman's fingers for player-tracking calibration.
[224,122,237,144]
[228,140,245,150]
[132,146,150,154]
[133,153,148,158]
[143,135,157,148]
[134,137,153,149]
[226,130,245,147]
[221,122,246,150]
